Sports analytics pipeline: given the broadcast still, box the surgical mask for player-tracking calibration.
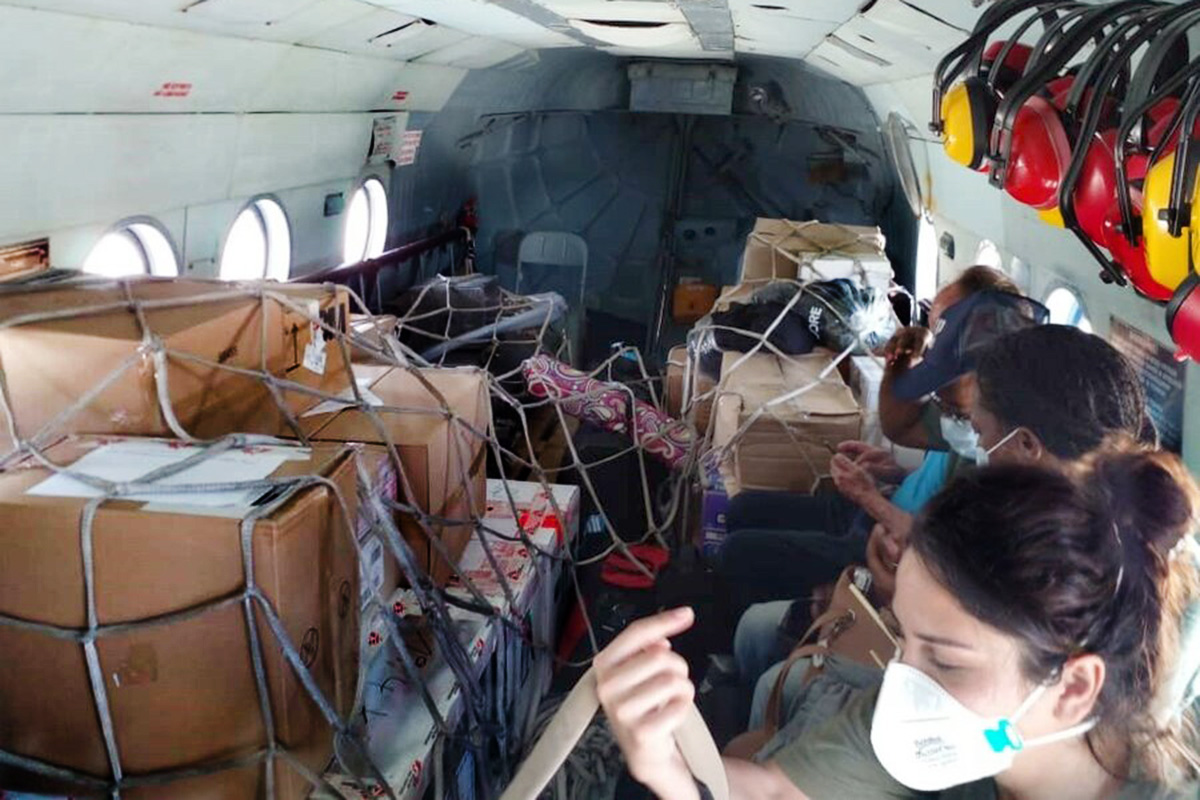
[940,415,980,459]
[870,661,1096,792]
[973,428,1021,467]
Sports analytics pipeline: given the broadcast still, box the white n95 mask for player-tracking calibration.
[869,661,1096,792]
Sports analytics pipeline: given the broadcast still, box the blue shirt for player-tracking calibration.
[890,451,957,513]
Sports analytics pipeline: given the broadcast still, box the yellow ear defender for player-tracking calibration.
[1038,206,1066,227]
[1141,148,1200,292]
[941,77,997,171]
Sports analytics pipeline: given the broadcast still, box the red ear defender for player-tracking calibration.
[983,40,1034,87]
[1074,131,1120,246]
[1004,94,1074,209]
[1167,274,1200,361]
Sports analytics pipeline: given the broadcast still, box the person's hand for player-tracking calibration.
[866,524,900,606]
[837,440,906,484]
[594,608,700,799]
[883,326,933,368]
[830,453,881,506]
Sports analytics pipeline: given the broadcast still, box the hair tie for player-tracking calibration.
[1111,521,1126,601]
[1077,522,1127,653]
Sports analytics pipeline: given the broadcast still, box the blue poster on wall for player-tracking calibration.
[1110,318,1187,453]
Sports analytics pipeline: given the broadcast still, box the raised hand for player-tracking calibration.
[594,608,700,799]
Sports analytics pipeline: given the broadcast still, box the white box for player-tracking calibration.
[798,254,894,293]
[484,479,581,543]
[349,514,566,800]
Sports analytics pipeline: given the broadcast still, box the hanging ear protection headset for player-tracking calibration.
[1109,10,1200,299]
[1056,4,1199,294]
[932,1,1079,171]
[988,2,1152,209]
[931,0,1200,363]
[1141,65,1200,296]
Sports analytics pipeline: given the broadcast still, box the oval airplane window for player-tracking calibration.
[915,214,938,301]
[343,177,389,265]
[83,220,178,278]
[220,198,291,281]
[1044,286,1093,334]
[974,239,1002,270]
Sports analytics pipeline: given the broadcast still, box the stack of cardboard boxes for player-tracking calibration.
[0,278,491,798]
[665,219,893,557]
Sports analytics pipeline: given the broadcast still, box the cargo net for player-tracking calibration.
[0,265,902,800]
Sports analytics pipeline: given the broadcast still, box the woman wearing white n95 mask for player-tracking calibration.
[594,443,1200,799]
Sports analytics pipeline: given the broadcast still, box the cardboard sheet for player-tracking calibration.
[26,439,297,511]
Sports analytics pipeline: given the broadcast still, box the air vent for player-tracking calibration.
[369,18,436,49]
[627,62,738,116]
[581,19,668,28]
[571,18,694,47]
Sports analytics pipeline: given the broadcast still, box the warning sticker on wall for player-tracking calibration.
[153,82,192,98]
[370,115,400,164]
[1110,317,1187,452]
[396,130,423,167]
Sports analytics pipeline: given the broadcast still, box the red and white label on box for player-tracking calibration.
[484,479,581,543]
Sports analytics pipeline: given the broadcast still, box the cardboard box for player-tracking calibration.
[714,350,862,495]
[0,279,351,458]
[356,446,402,612]
[0,437,360,798]
[483,478,581,544]
[847,355,885,448]
[666,346,687,419]
[666,345,717,432]
[740,218,891,290]
[298,365,491,586]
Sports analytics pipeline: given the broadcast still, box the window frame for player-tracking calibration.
[915,212,939,302]
[342,175,390,266]
[974,238,1003,270]
[1043,283,1094,333]
[219,195,292,281]
[82,216,180,278]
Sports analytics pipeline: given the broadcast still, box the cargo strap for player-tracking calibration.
[498,667,729,800]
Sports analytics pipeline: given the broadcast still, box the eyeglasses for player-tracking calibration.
[931,393,969,422]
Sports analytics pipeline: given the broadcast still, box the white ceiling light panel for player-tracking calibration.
[537,0,685,23]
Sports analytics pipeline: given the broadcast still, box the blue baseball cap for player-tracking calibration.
[891,290,1049,401]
